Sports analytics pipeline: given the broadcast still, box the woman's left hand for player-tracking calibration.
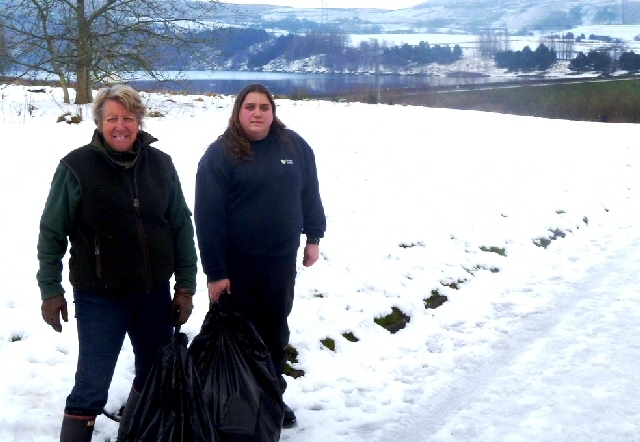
[302,244,320,267]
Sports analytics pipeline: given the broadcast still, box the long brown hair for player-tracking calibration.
[221,83,287,161]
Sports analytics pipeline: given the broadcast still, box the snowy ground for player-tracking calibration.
[1,83,640,441]
[382,239,640,442]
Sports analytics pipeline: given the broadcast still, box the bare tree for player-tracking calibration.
[476,28,510,57]
[557,33,575,60]
[540,33,575,61]
[0,23,9,75]
[1,0,222,103]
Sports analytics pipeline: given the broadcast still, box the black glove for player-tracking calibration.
[171,289,193,325]
[41,295,68,333]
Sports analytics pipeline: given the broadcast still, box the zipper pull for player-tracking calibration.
[133,198,139,208]
[95,244,99,255]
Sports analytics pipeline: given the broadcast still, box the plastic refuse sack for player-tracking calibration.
[119,329,220,442]
[188,304,285,442]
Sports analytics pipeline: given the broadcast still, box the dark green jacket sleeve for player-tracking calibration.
[36,163,79,300]
[167,167,198,294]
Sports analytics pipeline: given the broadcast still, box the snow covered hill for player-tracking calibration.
[219,0,637,33]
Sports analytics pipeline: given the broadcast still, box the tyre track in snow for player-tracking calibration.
[375,237,640,442]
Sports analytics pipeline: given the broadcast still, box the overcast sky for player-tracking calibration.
[220,0,424,10]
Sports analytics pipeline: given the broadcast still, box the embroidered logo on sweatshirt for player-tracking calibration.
[281,159,294,165]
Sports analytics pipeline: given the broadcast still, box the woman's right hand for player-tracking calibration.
[41,295,68,332]
[207,279,231,304]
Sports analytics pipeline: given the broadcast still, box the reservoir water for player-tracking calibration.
[127,71,528,97]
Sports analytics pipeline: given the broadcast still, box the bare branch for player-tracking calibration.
[1,0,222,102]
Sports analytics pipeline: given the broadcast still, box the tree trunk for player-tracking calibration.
[56,73,71,104]
[75,0,92,104]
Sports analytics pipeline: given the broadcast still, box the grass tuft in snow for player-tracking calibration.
[374,307,410,334]
[479,245,507,256]
[425,291,448,310]
[342,332,359,343]
[321,337,335,351]
[285,345,305,379]
[56,112,82,124]
[533,228,567,249]
[147,110,166,118]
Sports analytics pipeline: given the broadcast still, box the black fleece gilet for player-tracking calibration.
[62,140,175,294]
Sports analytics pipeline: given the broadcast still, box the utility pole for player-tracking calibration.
[622,0,625,25]
[321,0,328,29]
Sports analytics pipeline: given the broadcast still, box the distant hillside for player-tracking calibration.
[216,1,639,34]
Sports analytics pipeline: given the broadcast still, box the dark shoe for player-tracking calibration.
[283,404,297,429]
[117,388,141,441]
[60,414,95,442]
[278,376,288,395]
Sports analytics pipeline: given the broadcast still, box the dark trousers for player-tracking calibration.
[222,258,296,377]
[64,283,173,416]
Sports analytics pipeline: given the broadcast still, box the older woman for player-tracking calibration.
[195,83,326,430]
[37,84,197,442]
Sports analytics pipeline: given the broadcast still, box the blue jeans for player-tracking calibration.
[64,283,173,416]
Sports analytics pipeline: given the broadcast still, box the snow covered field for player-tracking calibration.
[349,24,640,52]
[347,25,640,78]
[1,83,640,441]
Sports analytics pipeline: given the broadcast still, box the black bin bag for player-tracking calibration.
[119,330,220,442]
[188,304,285,442]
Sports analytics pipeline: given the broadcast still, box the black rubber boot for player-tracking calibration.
[117,388,141,441]
[277,375,296,428]
[283,404,297,429]
[60,414,95,442]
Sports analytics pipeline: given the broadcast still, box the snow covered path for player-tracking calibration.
[382,238,640,442]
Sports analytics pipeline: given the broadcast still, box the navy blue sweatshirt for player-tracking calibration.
[194,129,326,282]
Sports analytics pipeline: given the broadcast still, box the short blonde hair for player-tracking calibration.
[92,84,146,129]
